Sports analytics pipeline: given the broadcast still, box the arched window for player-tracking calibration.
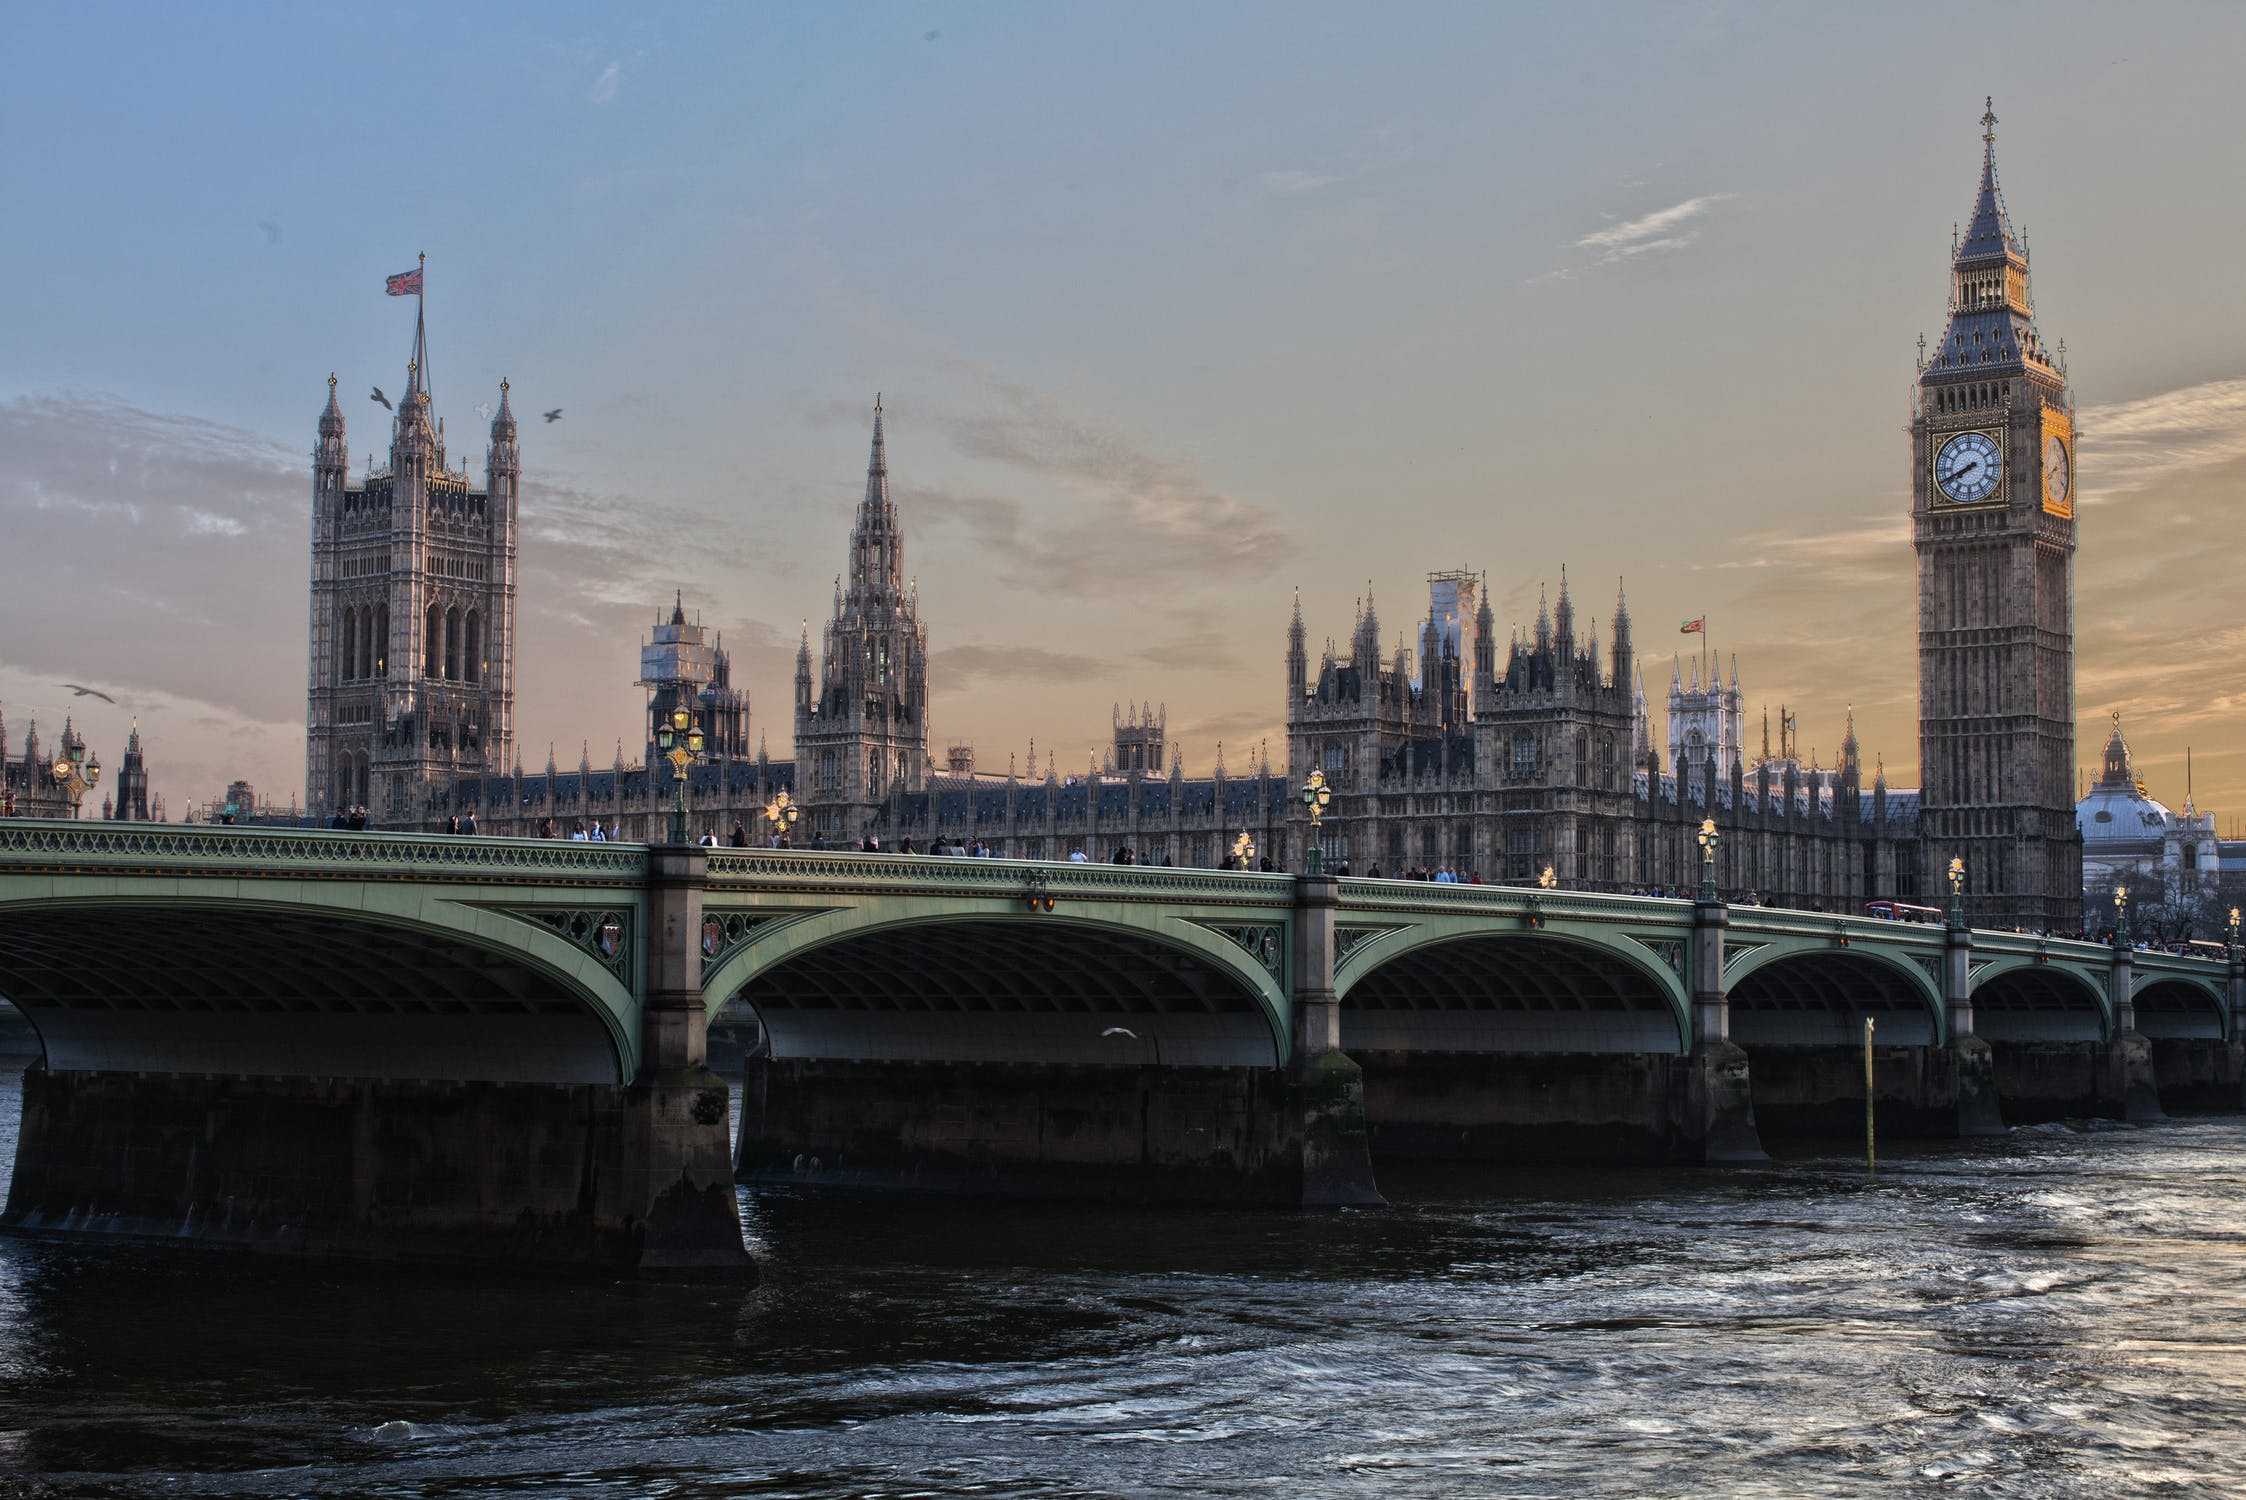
[444,606,461,681]
[340,607,356,681]
[425,604,442,678]
[464,611,482,684]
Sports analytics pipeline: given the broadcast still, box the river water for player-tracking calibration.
[2,1073,2244,1498]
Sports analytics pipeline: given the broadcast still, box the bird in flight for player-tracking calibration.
[1100,1026,1138,1040]
[543,408,563,423]
[60,684,117,705]
[370,386,393,410]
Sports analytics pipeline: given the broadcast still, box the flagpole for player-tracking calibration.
[418,251,428,397]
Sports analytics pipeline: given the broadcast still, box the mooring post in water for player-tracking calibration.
[1864,1015,1876,1177]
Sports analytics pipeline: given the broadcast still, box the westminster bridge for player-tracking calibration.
[0,820,2238,1276]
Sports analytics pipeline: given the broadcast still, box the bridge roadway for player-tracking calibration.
[0,820,2236,1275]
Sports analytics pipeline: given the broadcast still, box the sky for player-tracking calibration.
[2,2,2242,826]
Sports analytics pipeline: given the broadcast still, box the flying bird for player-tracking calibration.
[257,219,283,246]
[1100,1026,1138,1040]
[474,401,494,423]
[371,386,393,410]
[60,684,117,705]
[542,408,563,423]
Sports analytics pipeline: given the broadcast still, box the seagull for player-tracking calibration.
[542,408,563,423]
[1101,1026,1138,1040]
[371,386,393,411]
[60,684,117,705]
[257,219,283,246]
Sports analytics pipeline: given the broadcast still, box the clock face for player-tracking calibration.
[1934,430,2002,504]
[2043,434,2071,508]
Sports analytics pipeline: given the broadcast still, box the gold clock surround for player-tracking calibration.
[2040,405,2074,519]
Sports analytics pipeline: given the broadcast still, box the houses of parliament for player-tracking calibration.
[301,105,2111,930]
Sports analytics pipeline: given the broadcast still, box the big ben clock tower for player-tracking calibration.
[1913,100,2082,931]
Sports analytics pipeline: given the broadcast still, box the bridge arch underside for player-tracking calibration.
[1971,967,2108,1044]
[1729,952,1939,1048]
[2134,979,2225,1042]
[738,919,1280,1068]
[0,905,623,1084]
[1341,934,1685,1055]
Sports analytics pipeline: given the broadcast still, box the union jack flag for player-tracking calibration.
[384,267,423,296]
[1679,616,1705,635]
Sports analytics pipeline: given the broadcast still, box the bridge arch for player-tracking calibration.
[1969,959,2110,1043]
[1726,939,1945,1046]
[2133,973,2228,1041]
[1334,928,1690,1053]
[703,906,1290,1068]
[0,890,638,1083]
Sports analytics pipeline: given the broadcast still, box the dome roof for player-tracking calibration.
[2078,710,2169,845]
[2078,781,2172,845]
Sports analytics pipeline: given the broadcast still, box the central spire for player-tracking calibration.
[846,394,905,600]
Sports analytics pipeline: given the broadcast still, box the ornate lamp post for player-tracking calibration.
[49,742,102,820]
[1232,831,1256,870]
[654,705,705,846]
[1694,817,1720,903]
[763,788,800,848]
[2229,905,2241,956]
[2112,883,2130,948]
[1946,856,1967,930]
[1301,769,1332,876]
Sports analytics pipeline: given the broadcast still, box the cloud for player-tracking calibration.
[930,643,1107,690]
[1135,630,1242,673]
[1575,194,1735,255]
[908,379,1291,597]
[2076,377,2246,508]
[1532,193,1736,282]
[1258,169,1342,197]
[588,62,620,106]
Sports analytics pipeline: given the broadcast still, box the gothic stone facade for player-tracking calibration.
[305,304,519,822]
[1285,574,1922,904]
[1912,101,2083,931]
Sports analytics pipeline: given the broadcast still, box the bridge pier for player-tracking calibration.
[2105,944,2163,1124]
[1945,922,2005,1137]
[1289,873,1384,1206]
[1690,895,1765,1163]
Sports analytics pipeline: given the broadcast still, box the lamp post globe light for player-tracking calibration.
[1694,817,1720,902]
[654,705,705,846]
[2112,882,2130,947]
[1538,865,1557,891]
[1232,831,1256,869]
[764,788,800,848]
[1946,856,1967,929]
[48,744,102,819]
[1301,769,1332,876]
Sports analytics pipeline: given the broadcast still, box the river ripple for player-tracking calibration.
[0,1074,2243,1497]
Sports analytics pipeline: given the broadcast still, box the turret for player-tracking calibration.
[1473,581,1496,710]
[1286,587,1307,702]
[791,621,812,721]
[1553,566,1575,661]
[1610,578,1633,691]
[317,373,348,468]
